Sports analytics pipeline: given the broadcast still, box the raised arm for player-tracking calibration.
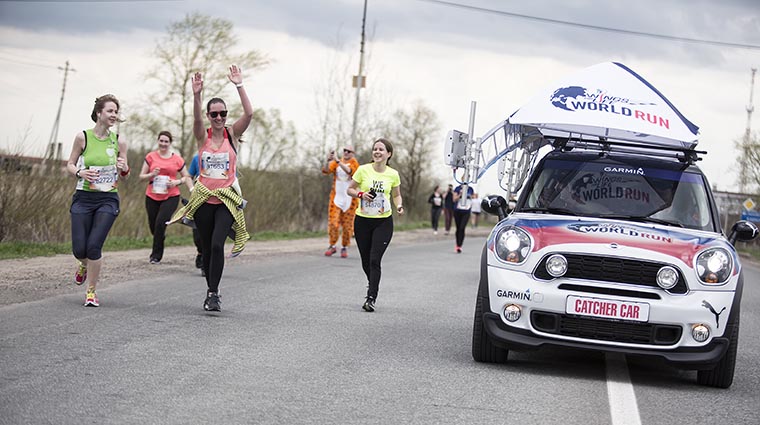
[228,65,253,147]
[192,72,205,149]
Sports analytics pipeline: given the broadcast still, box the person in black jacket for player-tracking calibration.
[427,185,443,234]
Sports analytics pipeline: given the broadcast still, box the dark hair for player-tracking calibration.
[157,130,173,143]
[206,97,226,112]
[91,94,120,123]
[373,138,393,165]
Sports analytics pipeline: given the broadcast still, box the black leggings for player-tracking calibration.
[145,195,179,261]
[430,207,442,231]
[194,203,234,293]
[71,212,117,261]
[354,215,393,300]
[453,209,471,247]
[70,191,119,261]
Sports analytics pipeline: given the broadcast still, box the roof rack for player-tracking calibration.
[550,137,705,164]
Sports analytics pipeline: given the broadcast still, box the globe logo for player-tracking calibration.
[551,86,589,111]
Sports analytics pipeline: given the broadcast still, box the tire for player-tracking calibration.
[697,318,739,389]
[472,286,508,363]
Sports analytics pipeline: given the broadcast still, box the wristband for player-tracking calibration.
[75,169,82,178]
[235,83,244,88]
[357,191,364,199]
[120,168,130,177]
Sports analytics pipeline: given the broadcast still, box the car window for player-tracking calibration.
[525,158,713,230]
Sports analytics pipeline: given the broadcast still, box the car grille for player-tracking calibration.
[533,253,688,294]
[531,310,682,345]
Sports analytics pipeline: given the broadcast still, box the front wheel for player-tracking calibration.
[472,287,508,363]
[697,318,739,389]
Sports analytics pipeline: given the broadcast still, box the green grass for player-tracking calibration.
[0,221,432,260]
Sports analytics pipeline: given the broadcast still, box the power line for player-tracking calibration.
[417,0,760,50]
[0,55,60,69]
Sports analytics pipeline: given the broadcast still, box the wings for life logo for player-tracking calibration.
[550,86,671,130]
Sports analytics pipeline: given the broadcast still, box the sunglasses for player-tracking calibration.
[208,110,228,118]
[343,149,353,153]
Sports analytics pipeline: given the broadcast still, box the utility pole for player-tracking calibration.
[739,68,756,193]
[350,0,368,147]
[46,60,75,163]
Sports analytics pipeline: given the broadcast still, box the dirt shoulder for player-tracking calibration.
[0,227,492,307]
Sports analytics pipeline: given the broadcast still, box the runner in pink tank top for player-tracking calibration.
[191,65,253,312]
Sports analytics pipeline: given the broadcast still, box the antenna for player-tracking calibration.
[46,60,76,163]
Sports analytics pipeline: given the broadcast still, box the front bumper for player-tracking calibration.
[483,311,729,369]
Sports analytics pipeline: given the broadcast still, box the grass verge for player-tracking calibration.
[0,222,431,260]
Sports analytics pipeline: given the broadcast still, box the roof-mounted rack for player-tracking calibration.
[550,137,705,164]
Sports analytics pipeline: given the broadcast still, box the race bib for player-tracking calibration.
[201,151,230,179]
[89,165,117,192]
[361,193,389,216]
[152,175,169,194]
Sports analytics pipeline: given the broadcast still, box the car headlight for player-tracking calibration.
[494,226,532,264]
[695,248,733,285]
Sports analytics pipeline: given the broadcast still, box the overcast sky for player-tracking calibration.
[0,0,758,192]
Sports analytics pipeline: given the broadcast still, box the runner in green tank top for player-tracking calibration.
[66,94,130,307]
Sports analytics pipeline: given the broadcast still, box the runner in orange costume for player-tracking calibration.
[322,146,360,258]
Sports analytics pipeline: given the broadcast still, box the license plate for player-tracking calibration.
[566,296,650,322]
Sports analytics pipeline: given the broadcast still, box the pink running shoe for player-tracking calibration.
[324,246,337,256]
[340,247,348,258]
[75,261,87,285]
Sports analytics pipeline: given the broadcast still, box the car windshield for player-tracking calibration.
[524,158,714,231]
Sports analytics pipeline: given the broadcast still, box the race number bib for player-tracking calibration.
[201,151,230,179]
[89,165,117,192]
[152,175,169,194]
[361,193,389,216]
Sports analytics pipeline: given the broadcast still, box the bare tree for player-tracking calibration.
[245,108,298,172]
[304,26,389,169]
[736,130,760,193]
[130,12,268,156]
[383,101,440,213]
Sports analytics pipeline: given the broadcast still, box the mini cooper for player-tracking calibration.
[472,140,758,388]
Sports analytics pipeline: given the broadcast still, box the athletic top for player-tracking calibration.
[352,163,401,219]
[198,127,237,205]
[75,129,119,193]
[144,151,185,201]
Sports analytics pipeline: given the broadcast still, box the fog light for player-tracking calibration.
[546,254,568,277]
[656,266,679,290]
[503,304,521,322]
[691,324,710,342]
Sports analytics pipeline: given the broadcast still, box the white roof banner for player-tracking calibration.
[507,62,700,149]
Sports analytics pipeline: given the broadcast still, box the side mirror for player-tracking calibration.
[728,220,759,245]
[481,195,508,220]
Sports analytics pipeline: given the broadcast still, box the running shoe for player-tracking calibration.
[340,247,348,258]
[324,246,337,256]
[228,247,243,259]
[456,246,462,253]
[150,257,160,265]
[204,291,221,312]
[362,296,375,312]
[195,254,203,269]
[84,288,99,307]
[74,261,87,286]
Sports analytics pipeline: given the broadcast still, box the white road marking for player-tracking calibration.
[606,353,642,425]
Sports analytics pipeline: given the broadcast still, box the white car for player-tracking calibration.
[472,142,758,388]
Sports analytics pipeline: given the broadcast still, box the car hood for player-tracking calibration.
[497,214,733,269]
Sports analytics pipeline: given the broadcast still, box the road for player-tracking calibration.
[1,235,758,424]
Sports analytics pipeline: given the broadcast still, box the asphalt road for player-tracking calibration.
[1,235,758,424]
